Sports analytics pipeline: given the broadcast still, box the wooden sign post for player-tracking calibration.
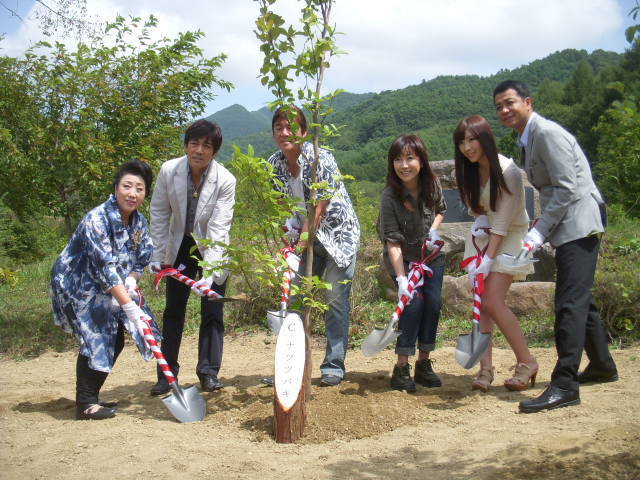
[273,312,310,442]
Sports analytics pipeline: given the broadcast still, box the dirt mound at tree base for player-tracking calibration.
[1,333,639,479]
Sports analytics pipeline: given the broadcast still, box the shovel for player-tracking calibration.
[456,232,491,369]
[137,316,206,423]
[455,274,491,369]
[361,240,443,357]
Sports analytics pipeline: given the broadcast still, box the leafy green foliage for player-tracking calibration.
[593,209,640,345]
[204,145,305,325]
[0,196,66,265]
[595,99,640,217]
[0,15,231,235]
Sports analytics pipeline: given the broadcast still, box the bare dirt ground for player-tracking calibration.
[1,333,639,480]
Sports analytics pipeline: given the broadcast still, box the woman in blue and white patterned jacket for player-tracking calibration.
[51,160,159,420]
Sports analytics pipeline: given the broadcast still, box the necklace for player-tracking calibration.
[192,178,203,198]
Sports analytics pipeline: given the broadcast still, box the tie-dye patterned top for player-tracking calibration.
[50,194,159,372]
[267,142,360,268]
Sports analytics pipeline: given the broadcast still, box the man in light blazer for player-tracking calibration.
[493,80,618,414]
[149,119,236,395]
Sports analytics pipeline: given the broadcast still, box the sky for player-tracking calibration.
[1,0,638,117]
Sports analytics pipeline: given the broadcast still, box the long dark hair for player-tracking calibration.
[453,115,510,214]
[386,134,437,209]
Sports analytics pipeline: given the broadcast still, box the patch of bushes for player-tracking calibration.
[0,197,66,267]
[593,207,640,346]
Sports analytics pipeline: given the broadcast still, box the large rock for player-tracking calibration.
[431,160,457,189]
[442,275,554,316]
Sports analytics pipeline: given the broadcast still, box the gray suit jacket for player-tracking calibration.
[150,155,236,267]
[522,113,604,247]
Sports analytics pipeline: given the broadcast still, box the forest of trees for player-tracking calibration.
[1,5,639,267]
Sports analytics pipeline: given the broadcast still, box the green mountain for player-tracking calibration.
[212,91,375,162]
[205,104,271,140]
[214,48,622,179]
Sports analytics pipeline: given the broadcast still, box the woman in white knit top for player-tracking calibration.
[454,115,538,392]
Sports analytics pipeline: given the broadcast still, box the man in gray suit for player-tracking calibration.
[149,119,236,395]
[493,80,618,413]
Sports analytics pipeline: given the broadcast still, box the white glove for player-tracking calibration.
[396,275,411,301]
[211,268,229,285]
[471,215,490,238]
[192,276,213,294]
[110,277,138,307]
[124,276,138,302]
[285,253,301,273]
[149,262,161,273]
[523,227,544,253]
[284,217,301,243]
[425,228,442,250]
[121,300,150,341]
[468,254,494,289]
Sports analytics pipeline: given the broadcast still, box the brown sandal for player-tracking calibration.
[504,359,538,391]
[472,366,495,393]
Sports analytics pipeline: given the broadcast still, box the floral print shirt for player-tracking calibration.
[50,194,159,372]
[267,142,360,268]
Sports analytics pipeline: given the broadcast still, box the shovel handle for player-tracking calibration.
[139,318,177,386]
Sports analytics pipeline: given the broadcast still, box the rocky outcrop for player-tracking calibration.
[442,275,554,316]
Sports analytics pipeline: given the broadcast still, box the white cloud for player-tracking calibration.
[1,0,631,113]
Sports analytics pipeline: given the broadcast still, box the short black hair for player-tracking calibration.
[184,119,223,154]
[114,159,153,194]
[271,105,308,135]
[493,80,531,101]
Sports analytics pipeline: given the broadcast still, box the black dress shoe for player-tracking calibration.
[578,365,619,384]
[261,376,274,386]
[320,374,342,387]
[76,404,116,420]
[519,385,580,413]
[200,375,224,392]
[150,378,171,396]
[99,401,118,408]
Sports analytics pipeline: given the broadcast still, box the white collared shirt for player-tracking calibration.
[518,112,538,148]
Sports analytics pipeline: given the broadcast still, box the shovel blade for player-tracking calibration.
[496,250,538,269]
[361,320,401,357]
[455,323,491,369]
[267,310,285,335]
[161,384,206,423]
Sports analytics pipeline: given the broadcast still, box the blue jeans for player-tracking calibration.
[395,265,444,356]
[298,240,356,379]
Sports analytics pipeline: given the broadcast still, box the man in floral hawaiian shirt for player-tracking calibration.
[266,105,360,386]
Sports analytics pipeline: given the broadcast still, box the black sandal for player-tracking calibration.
[76,404,116,420]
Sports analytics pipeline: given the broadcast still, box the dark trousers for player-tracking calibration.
[551,234,616,391]
[158,235,226,381]
[76,324,124,407]
[396,265,445,356]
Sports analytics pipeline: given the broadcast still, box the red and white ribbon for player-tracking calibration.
[460,232,488,328]
[278,246,298,309]
[154,266,224,300]
[138,316,176,386]
[390,240,443,325]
